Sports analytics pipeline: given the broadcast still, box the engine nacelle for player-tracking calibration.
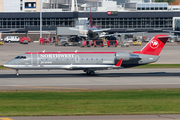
[115,52,140,61]
[87,30,99,40]
[115,52,130,61]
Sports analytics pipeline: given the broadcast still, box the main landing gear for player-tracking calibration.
[84,70,95,76]
[16,69,19,76]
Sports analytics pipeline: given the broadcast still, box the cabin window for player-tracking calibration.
[67,58,68,60]
[91,58,93,60]
[86,58,88,60]
[81,58,83,60]
[96,58,98,60]
[71,58,73,60]
[101,58,103,60]
[56,58,58,60]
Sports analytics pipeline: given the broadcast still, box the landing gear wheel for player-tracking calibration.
[90,71,95,75]
[16,69,19,76]
[86,71,95,76]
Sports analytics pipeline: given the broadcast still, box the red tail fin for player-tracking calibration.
[133,35,170,56]
[90,7,92,28]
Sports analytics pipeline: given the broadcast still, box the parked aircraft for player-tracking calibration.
[4,35,170,76]
[70,9,110,40]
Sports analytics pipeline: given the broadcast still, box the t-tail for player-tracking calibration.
[133,35,170,56]
[90,7,92,28]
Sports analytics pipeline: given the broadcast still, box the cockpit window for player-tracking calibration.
[15,56,20,59]
[15,56,26,59]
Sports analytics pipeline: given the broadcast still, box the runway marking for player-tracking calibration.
[0,118,13,120]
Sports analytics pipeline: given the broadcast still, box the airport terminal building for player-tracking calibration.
[0,0,180,34]
[0,11,178,33]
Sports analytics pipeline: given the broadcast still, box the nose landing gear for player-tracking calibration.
[16,69,19,76]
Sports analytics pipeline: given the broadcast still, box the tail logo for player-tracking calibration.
[150,40,159,49]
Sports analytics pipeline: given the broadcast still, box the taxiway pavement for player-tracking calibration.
[0,68,180,90]
[2,114,180,120]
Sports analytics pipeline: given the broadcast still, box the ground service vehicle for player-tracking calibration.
[94,40,104,47]
[107,40,118,47]
[19,37,31,44]
[80,40,92,47]
[0,40,4,45]
[4,35,170,76]
[39,38,52,45]
[4,36,20,43]
[55,37,69,46]
[133,40,142,46]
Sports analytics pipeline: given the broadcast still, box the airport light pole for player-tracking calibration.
[40,0,42,38]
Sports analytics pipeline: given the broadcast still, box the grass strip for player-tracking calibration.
[0,65,10,70]
[1,89,180,116]
[134,64,180,68]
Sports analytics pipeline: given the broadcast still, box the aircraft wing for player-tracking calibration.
[157,35,175,38]
[64,65,112,70]
[100,34,115,37]
[0,29,17,33]
[41,31,56,34]
[92,28,111,32]
[65,59,124,70]
[78,34,87,37]
[69,28,88,32]
[163,30,180,33]
[114,32,146,35]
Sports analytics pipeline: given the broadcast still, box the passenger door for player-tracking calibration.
[31,53,39,66]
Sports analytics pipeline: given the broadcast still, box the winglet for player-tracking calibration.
[116,58,123,66]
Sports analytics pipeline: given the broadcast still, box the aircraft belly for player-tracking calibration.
[14,64,113,70]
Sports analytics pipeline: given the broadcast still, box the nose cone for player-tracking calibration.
[4,60,14,68]
[3,64,7,67]
[4,63,11,68]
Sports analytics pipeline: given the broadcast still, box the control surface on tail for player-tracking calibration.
[4,35,170,76]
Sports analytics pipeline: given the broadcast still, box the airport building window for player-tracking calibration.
[0,17,75,29]
[137,3,168,11]
[92,17,172,29]
[0,16,172,30]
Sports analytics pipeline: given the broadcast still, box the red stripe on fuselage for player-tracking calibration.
[25,52,116,54]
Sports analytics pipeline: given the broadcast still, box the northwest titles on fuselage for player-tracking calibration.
[40,54,75,59]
